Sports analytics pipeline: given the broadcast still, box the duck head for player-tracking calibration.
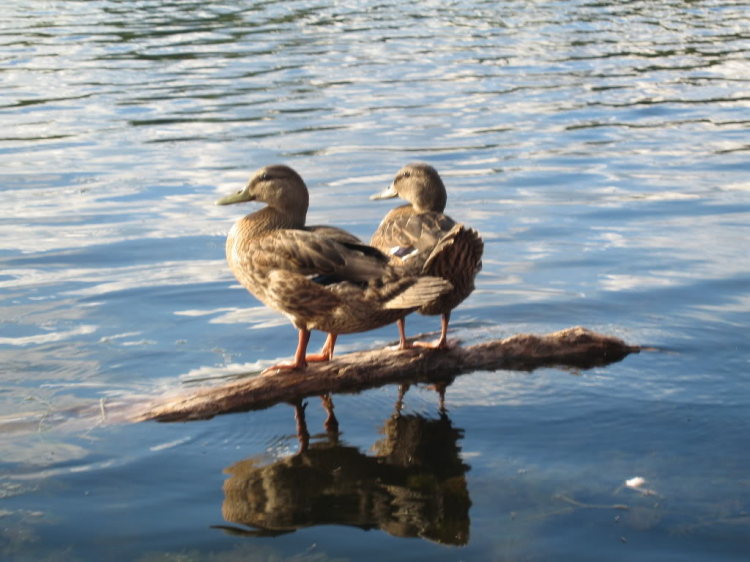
[216,164,310,220]
[371,162,447,213]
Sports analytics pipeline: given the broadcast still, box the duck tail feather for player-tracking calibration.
[383,276,452,310]
[423,224,484,278]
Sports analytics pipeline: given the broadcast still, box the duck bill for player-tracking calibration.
[370,182,398,201]
[215,190,255,205]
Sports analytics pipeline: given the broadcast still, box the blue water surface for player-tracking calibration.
[1,1,749,561]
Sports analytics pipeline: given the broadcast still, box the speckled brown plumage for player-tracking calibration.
[217,164,452,371]
[370,163,484,349]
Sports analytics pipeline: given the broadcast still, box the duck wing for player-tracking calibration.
[306,225,363,246]
[372,212,456,267]
[253,229,388,284]
[307,225,388,262]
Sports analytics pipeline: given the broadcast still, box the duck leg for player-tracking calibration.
[262,329,311,373]
[414,312,451,350]
[320,393,339,433]
[434,381,448,413]
[306,333,338,362]
[394,383,410,413]
[292,400,310,453]
[397,318,411,350]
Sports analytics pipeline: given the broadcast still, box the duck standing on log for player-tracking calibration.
[216,165,452,372]
[371,163,484,350]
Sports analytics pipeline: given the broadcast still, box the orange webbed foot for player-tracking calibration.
[261,360,307,375]
[412,337,449,350]
[305,333,337,363]
[305,353,332,363]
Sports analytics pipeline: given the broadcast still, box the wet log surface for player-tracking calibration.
[134,326,639,423]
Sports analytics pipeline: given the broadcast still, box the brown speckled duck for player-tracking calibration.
[370,163,483,349]
[216,164,452,372]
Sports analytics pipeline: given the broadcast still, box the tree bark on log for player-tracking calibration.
[134,327,639,423]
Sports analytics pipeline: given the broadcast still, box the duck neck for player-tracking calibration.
[236,205,306,239]
[411,180,447,214]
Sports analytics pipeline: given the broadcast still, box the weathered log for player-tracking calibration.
[133,326,639,423]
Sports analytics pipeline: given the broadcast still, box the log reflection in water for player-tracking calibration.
[217,398,471,546]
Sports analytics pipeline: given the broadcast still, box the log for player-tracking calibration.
[134,326,639,423]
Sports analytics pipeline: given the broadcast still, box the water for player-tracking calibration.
[2,0,749,560]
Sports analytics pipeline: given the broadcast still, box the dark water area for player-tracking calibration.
[1,0,749,560]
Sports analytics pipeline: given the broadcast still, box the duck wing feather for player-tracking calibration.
[253,229,389,283]
[372,212,456,268]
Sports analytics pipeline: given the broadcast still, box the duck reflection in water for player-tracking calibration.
[215,390,471,546]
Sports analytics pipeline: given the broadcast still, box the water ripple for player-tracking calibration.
[2,2,750,559]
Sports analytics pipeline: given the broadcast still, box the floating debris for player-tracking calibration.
[626,477,646,489]
[625,476,659,496]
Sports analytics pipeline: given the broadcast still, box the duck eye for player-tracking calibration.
[401,171,410,179]
[261,173,269,181]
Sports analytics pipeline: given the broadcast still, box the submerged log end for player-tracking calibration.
[551,325,641,362]
[460,326,638,372]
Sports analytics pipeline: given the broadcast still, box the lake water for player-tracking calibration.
[2,0,749,560]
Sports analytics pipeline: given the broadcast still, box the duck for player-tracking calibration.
[370,163,483,349]
[216,164,452,372]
